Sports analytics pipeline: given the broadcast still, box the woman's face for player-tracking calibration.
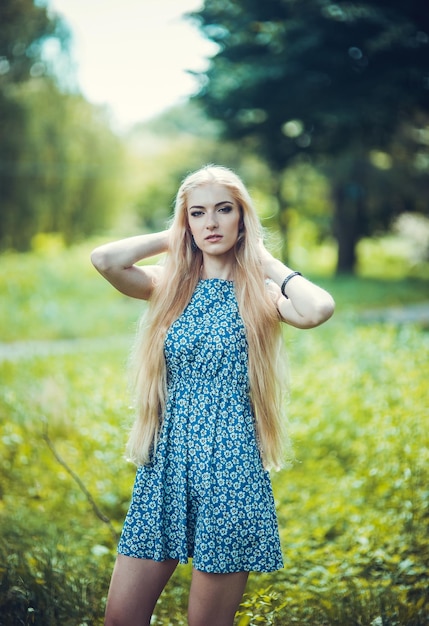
[186,183,242,258]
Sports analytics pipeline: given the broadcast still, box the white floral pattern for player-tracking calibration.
[118,279,283,573]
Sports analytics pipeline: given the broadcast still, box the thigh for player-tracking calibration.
[188,568,249,626]
[105,554,178,626]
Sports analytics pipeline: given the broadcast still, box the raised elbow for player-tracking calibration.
[298,295,335,329]
[311,295,335,327]
[90,247,112,273]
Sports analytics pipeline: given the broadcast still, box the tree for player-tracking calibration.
[189,0,429,272]
[0,1,124,250]
[0,0,69,84]
[0,0,68,249]
[6,81,124,248]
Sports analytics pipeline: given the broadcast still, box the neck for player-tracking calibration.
[200,255,234,281]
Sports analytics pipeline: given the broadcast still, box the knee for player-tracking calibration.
[104,607,125,626]
[105,604,150,626]
[188,606,235,626]
[188,611,209,626]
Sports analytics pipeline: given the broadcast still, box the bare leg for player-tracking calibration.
[188,568,249,626]
[104,554,178,626]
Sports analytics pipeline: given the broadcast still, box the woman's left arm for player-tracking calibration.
[261,245,335,329]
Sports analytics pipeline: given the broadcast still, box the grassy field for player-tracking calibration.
[0,242,428,625]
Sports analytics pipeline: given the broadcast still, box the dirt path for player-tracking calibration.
[0,335,130,362]
[360,301,429,325]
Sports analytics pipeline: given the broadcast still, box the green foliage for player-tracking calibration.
[0,241,143,342]
[0,0,68,85]
[191,0,429,166]
[0,246,428,624]
[1,80,124,251]
[190,0,429,272]
[0,526,108,626]
[0,1,124,251]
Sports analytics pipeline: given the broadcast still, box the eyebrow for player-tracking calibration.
[188,200,234,210]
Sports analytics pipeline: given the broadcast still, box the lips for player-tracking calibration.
[205,234,223,242]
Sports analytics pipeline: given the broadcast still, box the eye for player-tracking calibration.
[218,205,232,213]
[190,210,204,218]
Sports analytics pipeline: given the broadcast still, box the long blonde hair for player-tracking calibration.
[127,165,289,469]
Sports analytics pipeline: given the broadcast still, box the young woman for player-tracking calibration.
[91,165,334,626]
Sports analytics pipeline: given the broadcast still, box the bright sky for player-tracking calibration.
[47,0,216,130]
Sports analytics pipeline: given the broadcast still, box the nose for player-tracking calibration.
[206,211,218,230]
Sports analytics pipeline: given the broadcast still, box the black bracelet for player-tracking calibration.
[281,271,302,298]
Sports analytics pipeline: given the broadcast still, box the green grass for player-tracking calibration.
[0,241,143,342]
[0,244,428,625]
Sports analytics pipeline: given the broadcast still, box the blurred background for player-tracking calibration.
[0,1,428,625]
[1,0,429,276]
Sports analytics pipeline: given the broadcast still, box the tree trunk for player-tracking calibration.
[272,173,289,262]
[331,150,368,274]
[331,160,367,274]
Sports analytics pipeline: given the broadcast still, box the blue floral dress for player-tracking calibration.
[118,279,283,573]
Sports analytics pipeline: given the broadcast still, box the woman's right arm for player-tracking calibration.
[90,230,169,300]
